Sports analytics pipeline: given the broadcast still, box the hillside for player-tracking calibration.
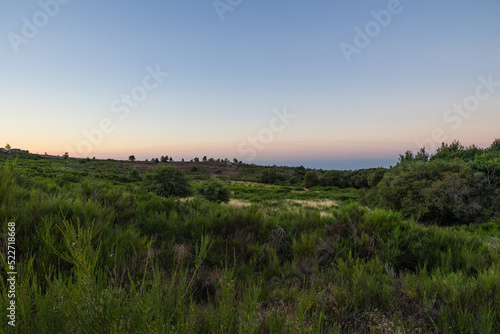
[0,141,499,333]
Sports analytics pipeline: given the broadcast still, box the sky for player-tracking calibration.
[1,0,499,170]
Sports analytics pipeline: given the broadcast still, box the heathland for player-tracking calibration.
[0,140,499,333]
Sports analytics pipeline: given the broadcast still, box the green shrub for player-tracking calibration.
[365,159,498,225]
[128,167,141,180]
[143,166,191,198]
[261,169,277,184]
[303,171,319,188]
[198,177,230,203]
[320,170,347,188]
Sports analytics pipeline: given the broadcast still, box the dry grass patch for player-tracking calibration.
[226,199,253,208]
[229,181,280,188]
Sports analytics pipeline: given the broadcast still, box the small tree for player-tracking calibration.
[129,168,141,180]
[490,138,500,152]
[304,171,319,188]
[143,166,191,198]
[202,156,207,162]
[319,170,347,188]
[63,152,69,159]
[198,177,230,203]
[415,147,430,162]
[261,169,277,184]
[5,144,11,150]
[398,150,414,164]
[129,155,136,162]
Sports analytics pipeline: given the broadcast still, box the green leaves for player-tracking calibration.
[198,177,230,203]
[367,141,500,225]
[143,166,191,198]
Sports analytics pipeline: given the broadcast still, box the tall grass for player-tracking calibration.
[0,157,498,333]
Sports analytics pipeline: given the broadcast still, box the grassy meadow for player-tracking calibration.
[0,142,499,333]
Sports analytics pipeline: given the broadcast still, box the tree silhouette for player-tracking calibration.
[5,144,11,150]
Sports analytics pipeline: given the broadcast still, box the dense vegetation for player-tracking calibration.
[0,140,499,333]
[363,140,500,225]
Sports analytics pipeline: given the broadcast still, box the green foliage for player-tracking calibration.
[320,170,347,188]
[0,159,16,206]
[319,168,388,189]
[366,161,493,225]
[128,167,141,180]
[303,171,319,188]
[365,139,500,225]
[143,166,191,198]
[198,177,231,203]
[261,169,277,184]
[490,138,500,152]
[430,140,489,163]
[0,149,499,333]
[366,168,387,187]
[287,175,300,185]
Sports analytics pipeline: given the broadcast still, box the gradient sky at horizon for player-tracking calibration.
[1,0,499,169]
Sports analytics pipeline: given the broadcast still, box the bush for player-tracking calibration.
[365,159,498,225]
[288,176,300,185]
[304,171,319,188]
[143,166,191,198]
[128,168,141,181]
[261,169,277,184]
[198,177,230,203]
[320,170,347,188]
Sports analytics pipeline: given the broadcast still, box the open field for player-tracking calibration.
[0,146,499,333]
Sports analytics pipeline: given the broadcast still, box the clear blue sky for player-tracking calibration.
[1,0,499,169]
